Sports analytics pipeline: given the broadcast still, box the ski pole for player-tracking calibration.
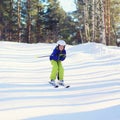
[37,55,49,58]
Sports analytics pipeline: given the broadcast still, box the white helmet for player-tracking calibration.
[57,40,66,46]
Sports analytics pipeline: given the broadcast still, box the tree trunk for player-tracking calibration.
[17,0,21,42]
[8,0,13,41]
[27,0,31,43]
[100,0,106,44]
[104,0,111,45]
[92,0,95,41]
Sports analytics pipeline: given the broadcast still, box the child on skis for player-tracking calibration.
[49,40,66,85]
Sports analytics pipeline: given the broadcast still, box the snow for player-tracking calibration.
[0,41,120,120]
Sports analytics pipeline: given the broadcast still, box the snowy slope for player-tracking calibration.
[0,41,120,120]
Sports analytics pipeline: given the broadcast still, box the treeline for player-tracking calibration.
[0,0,120,45]
[0,0,78,44]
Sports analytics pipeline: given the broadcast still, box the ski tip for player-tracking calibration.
[55,85,59,88]
[66,85,70,88]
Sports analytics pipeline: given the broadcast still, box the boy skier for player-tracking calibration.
[49,40,66,86]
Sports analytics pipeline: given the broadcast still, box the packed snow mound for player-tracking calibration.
[68,42,120,55]
[66,42,120,64]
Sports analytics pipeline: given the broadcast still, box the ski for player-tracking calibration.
[49,81,59,88]
[58,82,70,88]
[49,81,70,88]
[57,73,70,88]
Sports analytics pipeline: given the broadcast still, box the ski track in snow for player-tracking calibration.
[0,41,120,120]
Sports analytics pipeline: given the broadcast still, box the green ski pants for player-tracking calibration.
[50,60,64,80]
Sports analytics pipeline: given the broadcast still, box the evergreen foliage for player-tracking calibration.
[0,0,120,45]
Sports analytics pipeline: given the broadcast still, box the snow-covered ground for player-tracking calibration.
[0,41,120,120]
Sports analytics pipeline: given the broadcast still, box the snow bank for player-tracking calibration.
[0,41,120,120]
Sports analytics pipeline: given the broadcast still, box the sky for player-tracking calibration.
[59,0,76,12]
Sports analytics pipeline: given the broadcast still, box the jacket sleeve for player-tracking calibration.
[50,48,59,61]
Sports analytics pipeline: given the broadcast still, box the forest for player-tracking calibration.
[0,0,120,45]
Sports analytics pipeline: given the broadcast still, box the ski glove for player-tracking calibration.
[59,54,66,61]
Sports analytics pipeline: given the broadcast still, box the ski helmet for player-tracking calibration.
[57,40,66,46]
